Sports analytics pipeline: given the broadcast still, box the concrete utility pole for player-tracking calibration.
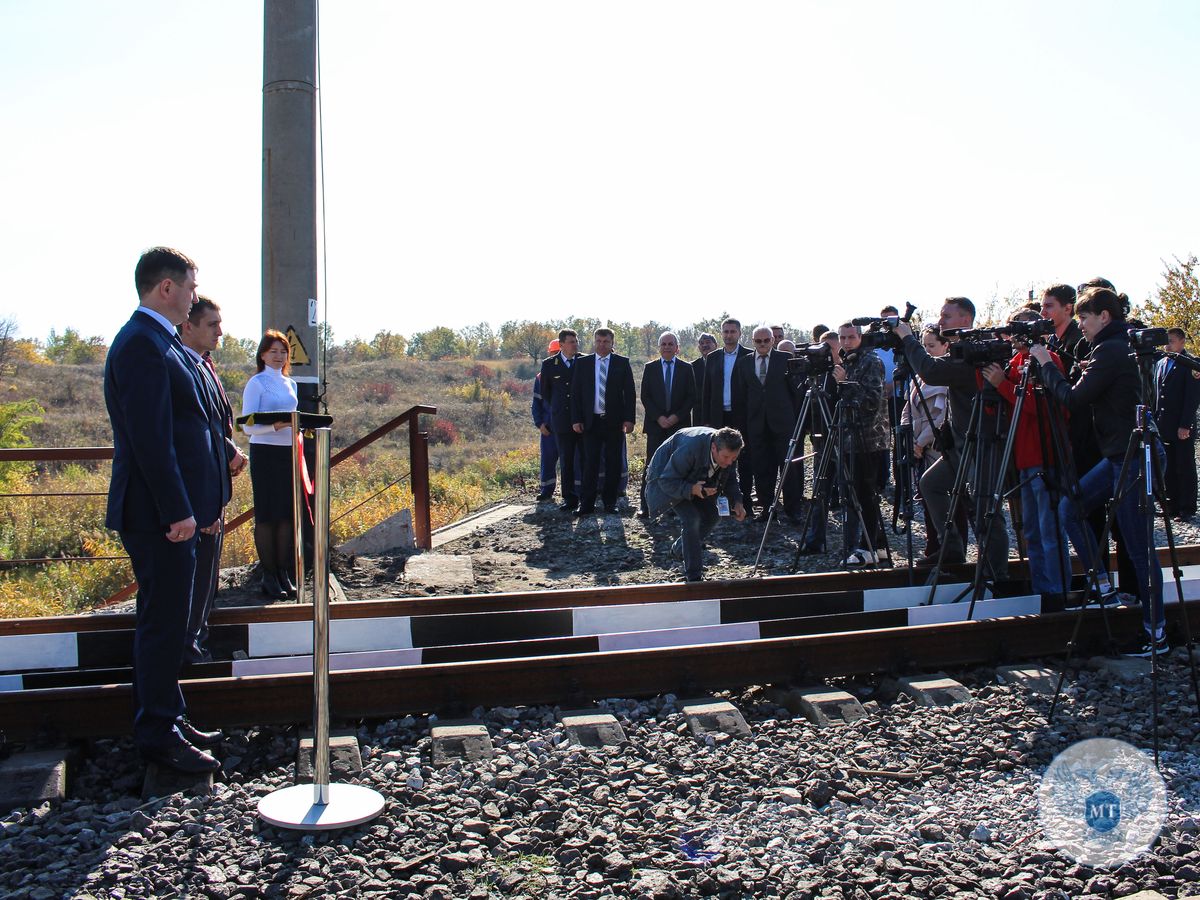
[263,0,320,412]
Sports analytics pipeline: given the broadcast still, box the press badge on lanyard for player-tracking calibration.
[717,496,730,517]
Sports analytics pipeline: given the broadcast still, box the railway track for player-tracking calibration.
[3,546,1199,742]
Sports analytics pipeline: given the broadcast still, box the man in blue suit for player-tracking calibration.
[538,329,582,511]
[1155,327,1200,519]
[570,327,637,514]
[105,247,226,773]
[645,426,747,581]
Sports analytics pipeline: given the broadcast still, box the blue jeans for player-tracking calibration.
[674,498,721,580]
[1019,467,1070,595]
[1059,454,1165,636]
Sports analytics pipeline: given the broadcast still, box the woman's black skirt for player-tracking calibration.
[249,443,295,524]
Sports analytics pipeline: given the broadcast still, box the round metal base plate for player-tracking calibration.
[257,783,385,831]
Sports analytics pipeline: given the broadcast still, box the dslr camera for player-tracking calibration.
[853,302,918,353]
[788,342,836,378]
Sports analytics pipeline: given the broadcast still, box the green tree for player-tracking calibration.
[1139,254,1200,343]
[44,328,107,364]
[408,326,465,360]
[459,322,500,359]
[212,334,256,368]
[0,399,44,486]
[370,330,408,359]
[499,321,553,361]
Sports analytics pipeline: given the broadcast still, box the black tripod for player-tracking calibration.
[1047,403,1200,766]
[784,382,890,572]
[921,381,1009,605]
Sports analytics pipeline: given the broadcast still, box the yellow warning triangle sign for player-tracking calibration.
[285,326,311,366]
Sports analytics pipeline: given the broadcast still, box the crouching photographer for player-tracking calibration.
[1029,287,1166,657]
[892,298,1010,578]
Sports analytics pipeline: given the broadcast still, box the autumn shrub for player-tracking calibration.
[427,418,459,446]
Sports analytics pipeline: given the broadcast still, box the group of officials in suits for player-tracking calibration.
[537,318,805,523]
[105,247,240,773]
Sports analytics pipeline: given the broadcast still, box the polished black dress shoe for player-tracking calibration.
[574,506,595,517]
[559,502,579,513]
[140,736,221,774]
[176,718,223,748]
[279,568,298,599]
[604,505,620,514]
[535,492,554,502]
[261,570,287,600]
[636,510,650,519]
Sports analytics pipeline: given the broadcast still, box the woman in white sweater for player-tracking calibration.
[241,330,299,599]
[900,325,951,559]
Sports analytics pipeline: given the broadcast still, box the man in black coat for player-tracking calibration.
[1155,327,1200,518]
[570,328,637,514]
[178,297,248,663]
[539,329,582,511]
[638,331,695,517]
[701,318,754,499]
[690,332,717,426]
[105,247,226,773]
[737,326,801,520]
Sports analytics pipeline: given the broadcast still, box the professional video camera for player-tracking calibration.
[1002,318,1057,341]
[941,328,1014,366]
[788,341,835,378]
[1129,327,1168,354]
[852,302,918,353]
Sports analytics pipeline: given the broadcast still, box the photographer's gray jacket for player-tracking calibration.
[901,334,980,449]
[644,426,743,519]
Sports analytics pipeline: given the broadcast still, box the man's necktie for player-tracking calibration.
[598,357,608,415]
[758,355,767,385]
[664,360,672,396]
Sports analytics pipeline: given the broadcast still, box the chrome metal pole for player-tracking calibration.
[290,411,305,606]
[312,427,331,805]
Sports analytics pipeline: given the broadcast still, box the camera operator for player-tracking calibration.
[898,326,958,560]
[831,323,889,566]
[1029,287,1166,657]
[981,310,1071,599]
[1040,284,1083,375]
[892,298,1010,577]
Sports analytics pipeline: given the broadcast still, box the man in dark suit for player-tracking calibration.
[538,329,582,511]
[701,318,754,498]
[690,332,717,426]
[645,426,747,581]
[178,297,248,663]
[105,247,226,773]
[737,326,801,521]
[570,327,636,514]
[638,331,695,517]
[1155,327,1200,519]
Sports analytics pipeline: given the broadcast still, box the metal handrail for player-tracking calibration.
[1,403,437,604]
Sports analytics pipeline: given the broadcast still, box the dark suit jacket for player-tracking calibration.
[641,357,695,439]
[570,352,637,429]
[690,354,709,424]
[1155,352,1200,436]
[105,311,224,533]
[700,345,753,427]
[189,351,238,508]
[736,349,798,436]
[538,354,578,433]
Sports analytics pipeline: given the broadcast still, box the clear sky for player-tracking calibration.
[2,1,1197,346]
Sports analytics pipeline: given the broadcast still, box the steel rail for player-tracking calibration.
[3,603,1198,742]
[4,544,1199,637]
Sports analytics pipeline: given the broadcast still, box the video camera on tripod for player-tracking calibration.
[1129,326,1169,356]
[787,341,836,379]
[940,319,1055,366]
[851,302,919,353]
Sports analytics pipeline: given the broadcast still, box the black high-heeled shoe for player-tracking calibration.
[261,569,287,600]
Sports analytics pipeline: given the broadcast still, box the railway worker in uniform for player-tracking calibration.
[532,338,562,502]
[1154,327,1200,520]
[177,296,248,663]
[539,329,582,512]
[638,331,695,518]
[645,426,747,581]
[1031,287,1167,657]
[241,329,300,601]
[104,247,225,773]
[570,327,637,515]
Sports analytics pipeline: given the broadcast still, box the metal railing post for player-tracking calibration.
[409,414,431,549]
[257,419,383,831]
[312,427,331,805]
